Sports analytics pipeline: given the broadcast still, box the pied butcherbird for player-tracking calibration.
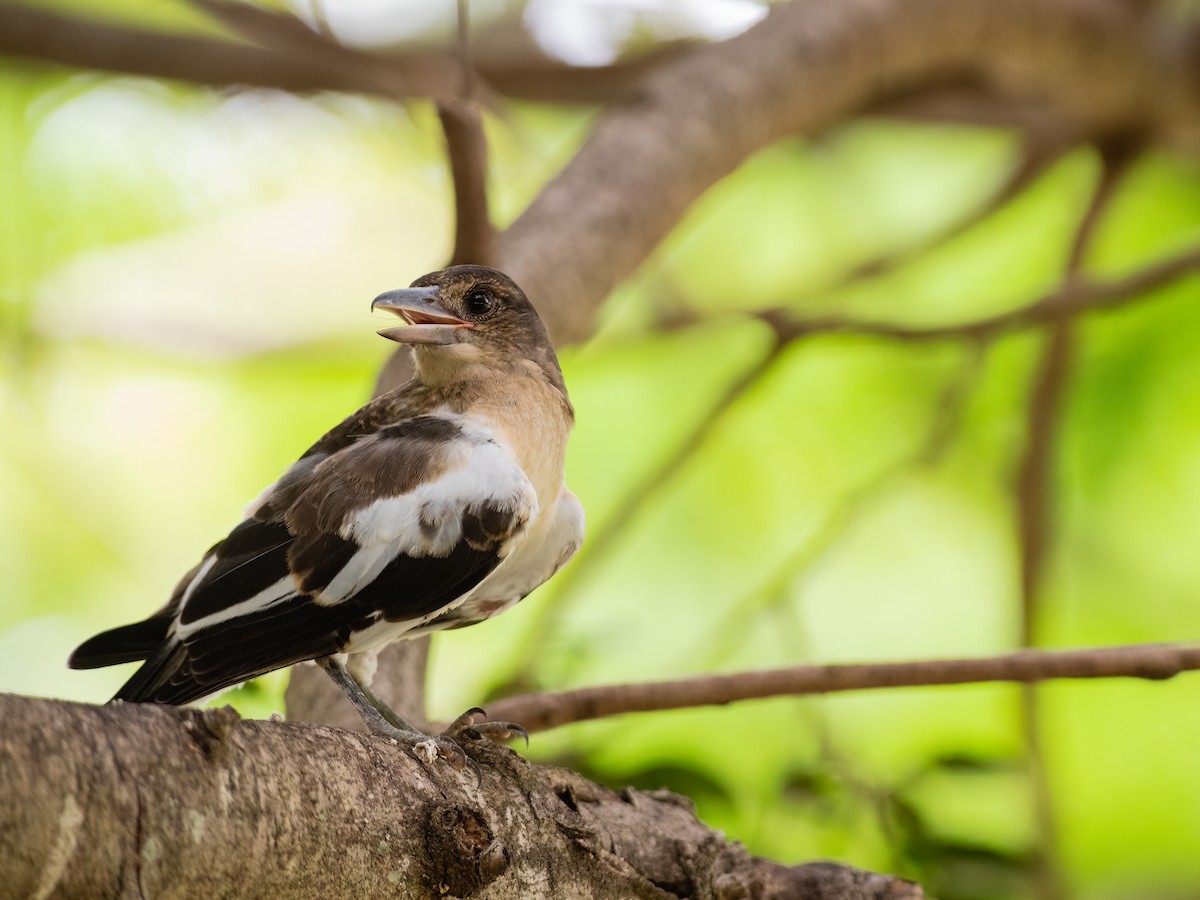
[69,265,584,755]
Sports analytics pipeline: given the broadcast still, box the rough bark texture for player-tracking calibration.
[0,695,921,900]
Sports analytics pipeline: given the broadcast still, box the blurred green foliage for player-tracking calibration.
[4,3,1200,898]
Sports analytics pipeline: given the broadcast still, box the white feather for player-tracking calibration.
[178,555,218,610]
[312,539,402,606]
[340,429,538,557]
[377,487,585,639]
[175,575,296,639]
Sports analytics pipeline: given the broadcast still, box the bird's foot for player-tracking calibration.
[361,718,474,770]
[316,657,525,773]
[439,706,529,748]
[361,708,526,776]
[421,707,528,784]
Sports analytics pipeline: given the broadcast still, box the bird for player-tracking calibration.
[69,264,584,757]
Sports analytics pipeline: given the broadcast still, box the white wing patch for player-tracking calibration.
[339,431,538,558]
[313,539,401,605]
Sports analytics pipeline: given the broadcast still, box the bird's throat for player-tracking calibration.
[411,343,491,390]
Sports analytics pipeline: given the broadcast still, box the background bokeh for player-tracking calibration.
[4,2,1200,898]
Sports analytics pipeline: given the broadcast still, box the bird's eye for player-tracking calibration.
[465,290,495,317]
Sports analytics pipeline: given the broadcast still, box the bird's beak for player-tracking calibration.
[370,287,472,345]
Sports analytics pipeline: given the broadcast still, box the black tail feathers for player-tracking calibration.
[68,616,171,670]
[110,642,191,703]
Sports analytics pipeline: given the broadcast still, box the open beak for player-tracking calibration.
[370,286,472,345]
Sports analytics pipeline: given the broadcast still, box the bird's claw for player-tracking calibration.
[439,707,529,747]
[466,721,530,747]
[367,706,525,782]
[441,706,489,736]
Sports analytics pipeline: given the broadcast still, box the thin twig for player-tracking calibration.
[763,243,1200,344]
[481,642,1200,734]
[920,339,986,463]
[869,81,1069,136]
[1014,141,1138,900]
[455,0,473,102]
[1018,320,1073,900]
[514,338,790,673]
[1017,145,1133,642]
[818,136,1070,293]
[436,0,495,267]
[651,139,1068,336]
[0,0,681,107]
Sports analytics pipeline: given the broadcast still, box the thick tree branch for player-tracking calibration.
[484,643,1200,734]
[0,0,462,101]
[0,694,920,900]
[499,0,1200,344]
[4,1,1192,348]
[438,102,495,267]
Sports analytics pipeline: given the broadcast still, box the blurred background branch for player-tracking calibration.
[1012,140,1139,900]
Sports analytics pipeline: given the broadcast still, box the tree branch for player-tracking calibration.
[483,643,1200,734]
[0,694,920,900]
[763,244,1200,344]
[0,0,462,101]
[652,135,1074,336]
[4,0,1196,349]
[516,340,788,669]
[437,103,494,266]
[499,0,1199,344]
[435,0,495,270]
[1013,141,1136,900]
[809,135,1072,296]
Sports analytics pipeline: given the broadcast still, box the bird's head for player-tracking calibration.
[371,265,564,390]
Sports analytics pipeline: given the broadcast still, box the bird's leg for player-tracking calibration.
[317,656,427,740]
[316,657,526,769]
[318,656,481,769]
[356,678,424,734]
